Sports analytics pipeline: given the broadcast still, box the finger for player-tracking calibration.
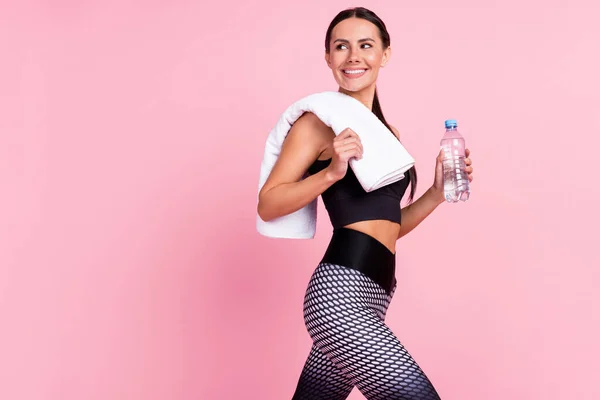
[343,131,362,151]
[346,130,361,142]
[337,129,353,140]
[334,137,360,149]
[339,149,363,161]
[349,149,362,159]
[337,143,363,156]
[334,131,362,152]
[465,166,473,174]
[339,149,362,161]
[469,175,473,182]
[465,148,470,157]
[334,133,357,142]
[339,128,358,138]
[465,157,471,166]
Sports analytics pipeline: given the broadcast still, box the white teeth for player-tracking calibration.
[344,69,366,74]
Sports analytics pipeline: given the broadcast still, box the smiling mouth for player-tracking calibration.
[342,69,367,78]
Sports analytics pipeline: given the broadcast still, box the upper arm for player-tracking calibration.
[259,112,329,197]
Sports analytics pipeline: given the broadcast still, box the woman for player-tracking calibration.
[257,7,474,400]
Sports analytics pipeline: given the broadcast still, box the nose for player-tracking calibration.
[347,47,360,63]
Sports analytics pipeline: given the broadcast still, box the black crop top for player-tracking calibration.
[307,158,410,229]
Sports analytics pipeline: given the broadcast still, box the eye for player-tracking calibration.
[336,44,348,50]
[361,43,373,49]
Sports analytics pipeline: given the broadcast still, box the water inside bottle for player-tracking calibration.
[442,152,470,202]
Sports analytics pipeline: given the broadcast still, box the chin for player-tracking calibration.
[338,81,374,93]
[334,74,377,94]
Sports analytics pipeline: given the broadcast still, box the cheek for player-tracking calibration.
[365,52,383,66]
[330,53,346,68]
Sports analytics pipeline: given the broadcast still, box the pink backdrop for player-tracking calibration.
[1,1,599,399]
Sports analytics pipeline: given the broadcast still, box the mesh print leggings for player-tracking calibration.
[292,228,441,400]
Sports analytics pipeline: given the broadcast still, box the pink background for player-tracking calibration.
[1,0,599,399]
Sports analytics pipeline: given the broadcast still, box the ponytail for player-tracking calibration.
[372,89,417,203]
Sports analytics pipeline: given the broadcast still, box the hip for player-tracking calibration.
[317,227,397,295]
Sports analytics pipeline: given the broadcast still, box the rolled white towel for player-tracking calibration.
[256,91,415,239]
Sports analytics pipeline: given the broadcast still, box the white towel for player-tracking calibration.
[256,91,415,239]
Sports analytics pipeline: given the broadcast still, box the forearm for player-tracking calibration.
[397,187,444,239]
[257,168,336,222]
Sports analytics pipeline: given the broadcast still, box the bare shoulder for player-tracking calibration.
[259,112,331,195]
[285,112,332,153]
[290,112,332,139]
[389,124,401,140]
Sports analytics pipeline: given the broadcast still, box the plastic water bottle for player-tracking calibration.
[440,119,470,202]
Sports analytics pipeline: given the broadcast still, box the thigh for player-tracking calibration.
[304,264,440,400]
[314,306,440,399]
[354,314,441,400]
[291,344,354,400]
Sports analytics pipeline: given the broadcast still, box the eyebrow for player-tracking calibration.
[333,38,375,44]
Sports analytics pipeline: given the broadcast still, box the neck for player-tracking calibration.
[338,84,376,110]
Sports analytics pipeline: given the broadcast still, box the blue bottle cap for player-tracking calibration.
[445,119,458,129]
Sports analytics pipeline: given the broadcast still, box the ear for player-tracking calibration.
[324,51,332,68]
[381,46,391,68]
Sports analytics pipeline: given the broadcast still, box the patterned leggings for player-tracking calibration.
[292,262,441,400]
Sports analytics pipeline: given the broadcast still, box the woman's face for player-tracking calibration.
[325,17,391,93]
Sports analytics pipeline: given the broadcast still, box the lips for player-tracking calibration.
[342,69,367,78]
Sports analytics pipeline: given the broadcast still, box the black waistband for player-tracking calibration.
[320,228,396,295]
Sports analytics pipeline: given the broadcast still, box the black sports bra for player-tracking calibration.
[307,158,410,229]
